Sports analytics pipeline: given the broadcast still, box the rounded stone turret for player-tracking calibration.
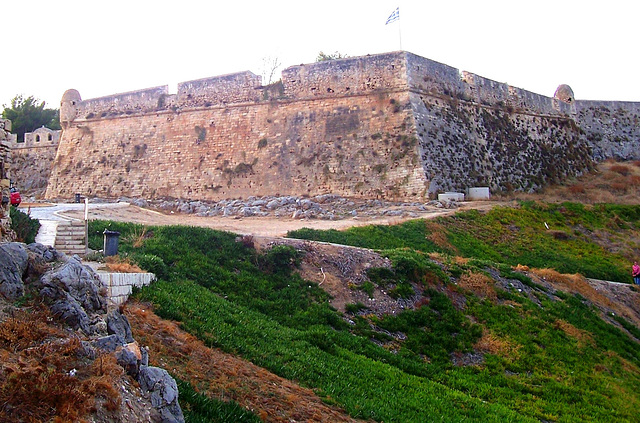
[554,84,574,104]
[60,89,82,128]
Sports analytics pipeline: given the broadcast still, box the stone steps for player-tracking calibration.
[54,220,87,255]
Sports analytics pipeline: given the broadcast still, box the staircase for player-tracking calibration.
[53,220,87,256]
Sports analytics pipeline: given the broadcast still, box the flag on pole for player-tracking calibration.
[385,7,399,25]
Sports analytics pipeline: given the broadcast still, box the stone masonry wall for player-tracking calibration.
[45,51,640,201]
[574,101,640,161]
[46,89,423,200]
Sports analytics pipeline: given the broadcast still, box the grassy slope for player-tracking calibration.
[89,195,640,422]
[289,201,639,283]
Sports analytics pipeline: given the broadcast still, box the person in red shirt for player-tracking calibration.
[632,261,640,285]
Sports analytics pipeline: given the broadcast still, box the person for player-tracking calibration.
[633,261,640,285]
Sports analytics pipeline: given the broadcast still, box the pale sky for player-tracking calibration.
[2,0,638,111]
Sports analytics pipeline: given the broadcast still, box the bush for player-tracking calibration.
[10,207,40,244]
[130,253,168,279]
[345,302,369,313]
[258,245,301,275]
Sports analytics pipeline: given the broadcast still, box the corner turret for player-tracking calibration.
[60,89,82,129]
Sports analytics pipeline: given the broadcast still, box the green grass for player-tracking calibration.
[176,378,261,423]
[288,202,638,282]
[87,204,640,422]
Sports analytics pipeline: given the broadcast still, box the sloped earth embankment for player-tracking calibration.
[124,302,366,423]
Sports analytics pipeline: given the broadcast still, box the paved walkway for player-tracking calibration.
[25,202,130,248]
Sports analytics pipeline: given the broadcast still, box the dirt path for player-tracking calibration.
[53,201,499,237]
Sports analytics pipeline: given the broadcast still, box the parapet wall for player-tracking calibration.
[10,127,61,150]
[45,51,640,201]
[79,86,169,119]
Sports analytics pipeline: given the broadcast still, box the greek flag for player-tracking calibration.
[385,7,399,25]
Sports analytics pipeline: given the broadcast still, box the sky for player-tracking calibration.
[2,0,638,111]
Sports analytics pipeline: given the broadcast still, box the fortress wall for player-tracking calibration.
[281,52,408,99]
[78,86,169,119]
[176,71,263,107]
[46,89,425,201]
[12,147,57,197]
[412,92,591,194]
[575,100,640,160]
[46,51,640,201]
[405,53,462,97]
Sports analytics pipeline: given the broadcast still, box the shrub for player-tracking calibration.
[389,282,415,299]
[10,207,40,244]
[366,267,396,287]
[131,253,168,279]
[345,302,369,313]
[258,245,301,275]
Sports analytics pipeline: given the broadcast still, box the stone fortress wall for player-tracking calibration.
[9,127,61,197]
[45,51,640,201]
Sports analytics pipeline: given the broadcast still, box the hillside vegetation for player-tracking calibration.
[86,158,640,422]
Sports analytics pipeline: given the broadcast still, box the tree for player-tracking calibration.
[1,95,60,142]
[260,56,282,86]
[316,51,349,62]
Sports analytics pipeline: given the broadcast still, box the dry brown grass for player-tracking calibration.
[554,319,595,348]
[124,302,361,423]
[474,329,521,359]
[0,308,123,422]
[425,221,457,252]
[527,267,640,328]
[104,256,144,273]
[458,271,497,302]
[122,226,151,248]
[531,268,612,305]
[507,160,640,205]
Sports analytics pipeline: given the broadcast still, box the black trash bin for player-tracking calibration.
[75,193,82,203]
[103,230,120,257]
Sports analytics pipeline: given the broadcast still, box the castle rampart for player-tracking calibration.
[10,126,60,150]
[45,51,640,201]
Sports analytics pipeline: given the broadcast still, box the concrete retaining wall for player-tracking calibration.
[97,272,156,306]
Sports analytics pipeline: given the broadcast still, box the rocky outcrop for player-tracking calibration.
[139,366,185,423]
[0,241,184,422]
[35,256,108,334]
[0,242,29,300]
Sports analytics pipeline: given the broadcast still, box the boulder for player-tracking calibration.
[139,366,185,423]
[94,334,124,352]
[26,243,62,263]
[107,309,134,343]
[116,341,143,378]
[36,257,107,334]
[0,242,28,300]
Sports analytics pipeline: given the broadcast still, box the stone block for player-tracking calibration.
[438,192,464,202]
[467,187,490,201]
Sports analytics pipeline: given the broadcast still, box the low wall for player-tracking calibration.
[97,272,156,306]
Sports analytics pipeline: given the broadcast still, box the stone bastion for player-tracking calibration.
[44,51,640,201]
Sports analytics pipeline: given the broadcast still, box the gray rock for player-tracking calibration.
[80,340,97,359]
[132,198,148,208]
[0,242,29,300]
[116,342,142,378]
[37,258,107,334]
[26,243,61,263]
[93,334,123,353]
[107,309,134,343]
[141,345,149,366]
[266,199,281,209]
[139,366,185,423]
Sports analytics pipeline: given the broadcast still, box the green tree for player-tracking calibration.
[1,95,60,142]
[316,51,349,62]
